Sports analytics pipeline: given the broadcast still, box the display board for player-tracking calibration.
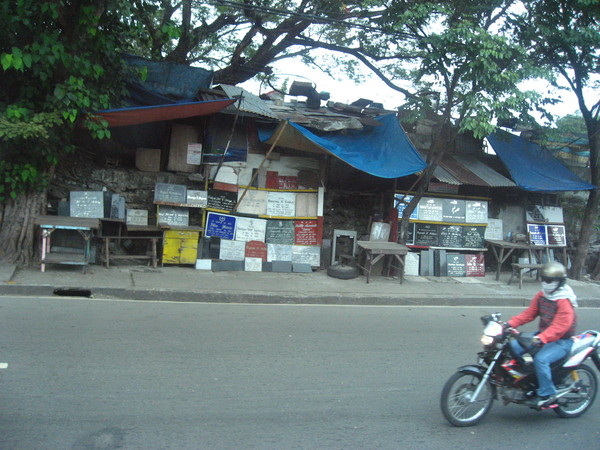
[266,192,296,217]
[154,183,187,204]
[292,245,320,266]
[110,194,125,219]
[267,243,293,262]
[447,253,467,277]
[126,209,148,226]
[439,225,463,248]
[236,190,267,215]
[526,205,564,223]
[186,190,207,207]
[294,220,319,245]
[414,223,440,246]
[466,254,485,276]
[484,218,503,240]
[205,212,236,240]
[245,241,268,261]
[395,194,419,219]
[527,223,548,245]
[465,200,488,223]
[157,206,189,226]
[528,223,566,246]
[265,220,295,244]
[235,217,267,242]
[219,239,245,261]
[418,197,444,222]
[463,226,485,248]
[70,191,105,218]
[207,189,237,211]
[442,198,466,223]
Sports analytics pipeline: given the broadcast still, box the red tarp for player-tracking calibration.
[91,98,236,128]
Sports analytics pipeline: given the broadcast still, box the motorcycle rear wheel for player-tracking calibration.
[440,371,494,427]
[554,364,597,418]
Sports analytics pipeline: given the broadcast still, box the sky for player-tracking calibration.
[239,58,587,124]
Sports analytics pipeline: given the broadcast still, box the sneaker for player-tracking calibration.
[526,395,557,408]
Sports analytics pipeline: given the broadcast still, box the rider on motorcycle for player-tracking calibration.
[506,261,578,407]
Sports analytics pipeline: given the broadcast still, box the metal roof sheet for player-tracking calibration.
[216,84,279,120]
[423,152,516,187]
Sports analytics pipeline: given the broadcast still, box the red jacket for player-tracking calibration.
[508,291,576,343]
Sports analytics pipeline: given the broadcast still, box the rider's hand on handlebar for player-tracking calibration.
[531,336,543,347]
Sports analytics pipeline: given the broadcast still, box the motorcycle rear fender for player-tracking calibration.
[457,365,486,376]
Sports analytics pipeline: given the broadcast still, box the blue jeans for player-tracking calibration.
[510,337,573,397]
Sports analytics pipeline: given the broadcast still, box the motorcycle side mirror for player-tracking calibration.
[481,315,492,325]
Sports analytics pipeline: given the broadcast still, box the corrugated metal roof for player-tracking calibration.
[215,84,279,120]
[424,152,516,187]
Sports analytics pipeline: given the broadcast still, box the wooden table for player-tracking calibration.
[356,241,409,283]
[486,239,568,281]
[35,215,100,272]
[99,224,162,268]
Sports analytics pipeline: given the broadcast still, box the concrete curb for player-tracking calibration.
[2,283,600,308]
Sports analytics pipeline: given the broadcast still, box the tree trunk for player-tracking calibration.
[569,121,600,279]
[0,188,48,266]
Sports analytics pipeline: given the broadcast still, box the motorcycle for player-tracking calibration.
[440,312,600,427]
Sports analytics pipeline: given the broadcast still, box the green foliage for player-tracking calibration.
[0,0,133,203]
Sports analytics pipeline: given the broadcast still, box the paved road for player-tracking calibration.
[1,296,599,449]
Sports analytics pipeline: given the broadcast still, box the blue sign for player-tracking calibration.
[395,194,419,220]
[206,212,237,240]
[527,223,548,245]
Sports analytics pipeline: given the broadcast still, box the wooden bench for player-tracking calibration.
[508,263,544,289]
[100,236,161,268]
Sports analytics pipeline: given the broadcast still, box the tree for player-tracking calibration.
[0,0,134,265]
[129,0,371,85]
[513,0,600,279]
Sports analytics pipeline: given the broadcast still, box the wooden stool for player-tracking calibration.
[508,263,544,289]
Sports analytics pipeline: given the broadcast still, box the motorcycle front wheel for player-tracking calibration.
[554,364,598,418]
[440,371,494,427]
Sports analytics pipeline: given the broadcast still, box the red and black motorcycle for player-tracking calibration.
[441,312,600,427]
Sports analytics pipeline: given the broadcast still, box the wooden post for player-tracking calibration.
[234,121,288,212]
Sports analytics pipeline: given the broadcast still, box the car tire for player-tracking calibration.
[327,263,360,280]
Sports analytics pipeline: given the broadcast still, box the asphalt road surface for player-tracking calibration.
[1,296,599,449]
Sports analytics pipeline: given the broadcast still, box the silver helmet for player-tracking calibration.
[541,261,567,281]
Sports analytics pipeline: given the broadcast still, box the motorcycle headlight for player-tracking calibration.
[481,335,495,346]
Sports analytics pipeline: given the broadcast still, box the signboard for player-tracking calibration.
[154,183,187,204]
[404,222,416,245]
[484,218,503,240]
[414,223,440,246]
[278,176,298,190]
[70,191,105,218]
[466,254,485,277]
[267,243,293,262]
[442,198,466,223]
[465,200,488,223]
[526,205,564,223]
[439,225,463,248]
[267,192,296,217]
[528,223,548,245]
[219,239,245,261]
[294,220,319,245]
[418,197,443,222]
[292,245,321,266]
[245,241,268,261]
[404,252,420,276]
[186,190,207,207]
[447,253,467,277]
[207,189,237,211]
[236,190,267,215]
[186,143,202,165]
[295,193,318,217]
[547,225,566,246]
[110,194,125,219]
[157,206,189,226]
[205,212,237,240]
[463,226,485,248]
[244,257,263,272]
[265,220,295,244]
[235,217,267,242]
[126,209,148,226]
[395,194,419,220]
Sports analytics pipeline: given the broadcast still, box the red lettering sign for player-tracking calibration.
[294,220,319,245]
[245,240,268,261]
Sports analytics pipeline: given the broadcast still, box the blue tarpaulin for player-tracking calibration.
[259,114,427,179]
[487,130,594,192]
